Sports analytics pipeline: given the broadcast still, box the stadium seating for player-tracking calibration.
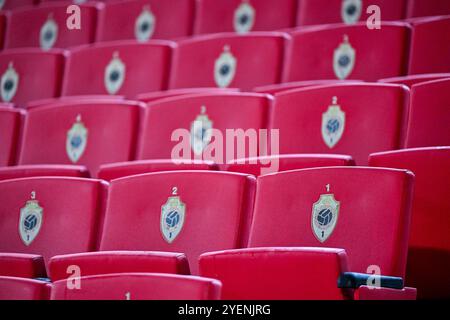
[137,92,271,161]
[405,78,450,148]
[0,13,5,49]
[408,16,450,74]
[169,33,287,90]
[248,167,414,278]
[284,23,410,82]
[96,0,195,42]
[49,251,190,281]
[0,253,46,278]
[271,83,408,165]
[99,171,256,274]
[194,0,297,34]
[0,177,107,266]
[51,273,221,300]
[26,95,125,109]
[296,0,407,26]
[0,165,89,181]
[369,147,450,299]
[136,88,239,103]
[379,73,450,87]
[407,0,450,18]
[0,277,50,300]
[61,41,174,97]
[0,107,24,166]
[98,160,217,181]
[4,3,99,50]
[0,49,65,106]
[226,154,354,176]
[199,248,416,300]
[18,100,144,176]
[253,80,363,95]
[0,0,36,11]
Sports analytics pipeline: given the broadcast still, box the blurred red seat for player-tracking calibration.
[407,0,450,18]
[0,165,89,181]
[0,107,24,166]
[0,253,46,278]
[0,276,50,300]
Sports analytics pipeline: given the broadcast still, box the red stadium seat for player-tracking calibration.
[379,73,450,88]
[0,277,50,300]
[253,80,363,95]
[137,93,271,161]
[408,16,450,74]
[0,49,65,106]
[96,0,195,42]
[0,177,107,266]
[405,78,450,148]
[98,160,217,181]
[297,0,407,26]
[248,167,414,278]
[62,41,174,97]
[0,0,36,11]
[99,171,256,274]
[271,83,408,165]
[4,3,99,50]
[226,154,354,176]
[407,0,450,18]
[369,147,450,299]
[199,248,416,300]
[18,100,144,176]
[0,165,89,181]
[0,107,24,166]
[0,253,46,278]
[49,251,190,281]
[170,33,287,90]
[51,273,221,300]
[284,23,410,82]
[194,0,297,34]
[136,88,239,104]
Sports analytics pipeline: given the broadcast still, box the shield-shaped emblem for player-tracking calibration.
[161,195,186,244]
[1,62,19,103]
[66,114,88,163]
[333,35,356,80]
[40,15,58,51]
[19,194,43,246]
[234,0,255,34]
[341,0,362,24]
[214,45,237,88]
[312,194,340,243]
[135,5,156,42]
[190,106,213,156]
[322,96,345,148]
[104,52,126,95]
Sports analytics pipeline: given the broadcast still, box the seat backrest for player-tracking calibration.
[194,0,297,34]
[407,0,450,18]
[253,80,363,95]
[0,107,24,166]
[18,100,143,176]
[99,171,256,274]
[199,247,350,300]
[96,0,195,42]
[0,0,36,11]
[0,277,50,300]
[271,83,408,165]
[0,165,89,181]
[405,78,450,148]
[50,273,222,300]
[4,3,98,50]
[379,74,450,88]
[0,177,107,265]
[284,23,410,82]
[249,167,414,278]
[170,33,287,90]
[0,49,65,106]
[62,41,174,97]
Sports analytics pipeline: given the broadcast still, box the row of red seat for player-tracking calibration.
[1,80,449,172]
[0,146,449,299]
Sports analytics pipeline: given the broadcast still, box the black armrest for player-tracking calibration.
[34,277,52,283]
[337,272,404,290]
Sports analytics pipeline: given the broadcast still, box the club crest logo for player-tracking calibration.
[19,192,43,246]
[40,14,58,51]
[66,114,88,163]
[322,96,346,148]
[341,0,362,24]
[190,106,213,156]
[234,0,255,34]
[333,35,356,80]
[1,62,19,102]
[312,194,340,243]
[161,189,186,244]
[135,5,156,42]
[214,45,237,88]
[104,52,126,95]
